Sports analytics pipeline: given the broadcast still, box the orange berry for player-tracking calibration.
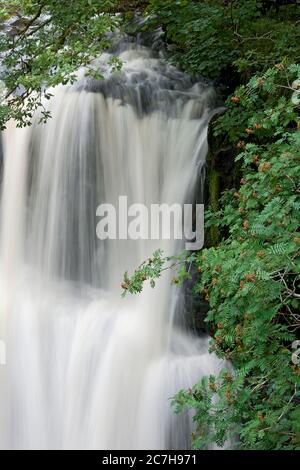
[236,140,245,149]
[274,184,282,192]
[225,386,231,402]
[243,219,249,230]
[257,412,265,422]
[215,334,222,344]
[224,372,233,382]
[275,63,284,71]
[259,162,271,172]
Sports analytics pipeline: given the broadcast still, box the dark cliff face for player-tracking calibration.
[204,109,242,248]
[184,107,242,336]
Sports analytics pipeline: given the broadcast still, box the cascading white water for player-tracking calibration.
[0,41,224,450]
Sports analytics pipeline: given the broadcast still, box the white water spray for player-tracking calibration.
[0,42,223,449]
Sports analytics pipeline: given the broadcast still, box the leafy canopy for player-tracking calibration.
[144,0,300,79]
[0,0,122,128]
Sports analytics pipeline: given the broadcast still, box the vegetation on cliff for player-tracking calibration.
[172,64,300,450]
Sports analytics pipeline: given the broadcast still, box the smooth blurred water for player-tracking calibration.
[0,43,223,449]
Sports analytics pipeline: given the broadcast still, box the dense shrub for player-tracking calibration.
[145,0,300,80]
[172,64,300,449]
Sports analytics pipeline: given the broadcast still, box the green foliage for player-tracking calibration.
[121,250,195,296]
[172,64,300,449]
[145,0,300,79]
[2,1,299,128]
[122,249,166,295]
[0,0,121,128]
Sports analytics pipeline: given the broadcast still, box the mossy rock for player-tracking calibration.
[204,110,241,247]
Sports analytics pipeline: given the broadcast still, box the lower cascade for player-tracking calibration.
[0,41,223,450]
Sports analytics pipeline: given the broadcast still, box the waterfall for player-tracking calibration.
[0,41,223,450]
